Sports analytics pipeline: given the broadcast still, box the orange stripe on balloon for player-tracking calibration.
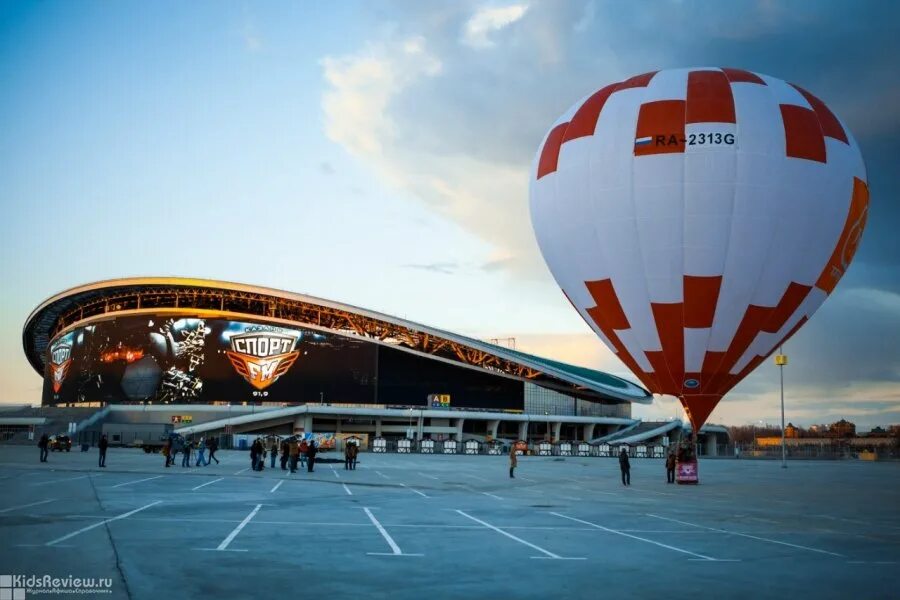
[781,104,826,163]
[683,275,722,328]
[686,70,736,124]
[615,71,658,90]
[563,84,617,142]
[536,122,569,179]
[720,68,766,85]
[790,84,848,143]
[635,100,686,156]
[815,177,869,294]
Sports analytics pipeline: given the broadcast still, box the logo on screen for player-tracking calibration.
[49,341,73,393]
[226,330,301,390]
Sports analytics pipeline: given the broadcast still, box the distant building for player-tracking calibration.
[829,419,856,439]
[890,425,900,438]
[785,423,800,438]
[868,426,886,436]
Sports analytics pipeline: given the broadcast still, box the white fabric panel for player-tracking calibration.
[617,328,654,372]
[633,155,684,304]
[684,328,711,373]
[759,75,811,109]
[643,68,689,101]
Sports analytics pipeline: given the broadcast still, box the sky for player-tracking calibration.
[1,0,898,429]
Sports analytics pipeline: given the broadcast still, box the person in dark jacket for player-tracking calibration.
[619,447,631,486]
[666,451,676,483]
[344,442,353,470]
[38,434,49,463]
[509,445,518,479]
[249,440,259,471]
[348,442,359,470]
[207,437,219,464]
[182,439,193,468]
[98,435,108,467]
[280,440,289,470]
[306,439,317,473]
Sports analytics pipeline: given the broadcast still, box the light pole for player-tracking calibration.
[775,346,788,469]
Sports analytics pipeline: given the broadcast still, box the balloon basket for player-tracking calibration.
[676,459,699,485]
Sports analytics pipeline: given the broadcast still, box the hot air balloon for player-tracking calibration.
[530,67,868,432]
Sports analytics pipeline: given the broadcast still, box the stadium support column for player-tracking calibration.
[583,423,596,442]
[518,420,528,442]
[375,417,382,437]
[416,414,424,441]
[552,422,562,443]
[453,418,464,441]
[487,420,500,440]
[293,414,313,435]
[705,433,718,456]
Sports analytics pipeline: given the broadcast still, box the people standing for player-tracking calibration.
[344,442,353,470]
[207,437,219,465]
[619,447,631,486]
[163,438,171,468]
[182,439,193,468]
[195,437,207,467]
[38,434,49,463]
[249,439,259,471]
[269,438,278,469]
[98,434,108,468]
[665,451,676,484]
[298,439,309,469]
[509,445,517,479]
[348,442,358,470]
[306,439,317,473]
[280,440,289,470]
[289,438,300,474]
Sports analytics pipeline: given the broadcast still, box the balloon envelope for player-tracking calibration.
[530,67,868,430]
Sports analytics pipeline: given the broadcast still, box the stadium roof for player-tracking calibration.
[23,277,652,404]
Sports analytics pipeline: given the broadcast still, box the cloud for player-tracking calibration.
[461,4,529,48]
[320,1,900,426]
[319,161,335,175]
[403,262,460,275]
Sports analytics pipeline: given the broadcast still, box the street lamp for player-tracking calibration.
[775,346,788,469]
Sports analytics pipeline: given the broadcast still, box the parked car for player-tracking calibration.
[48,434,72,452]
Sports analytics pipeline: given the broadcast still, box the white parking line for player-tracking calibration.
[456,510,584,560]
[270,481,284,493]
[482,492,504,501]
[646,514,844,557]
[399,483,429,498]
[375,471,390,479]
[192,478,224,491]
[331,467,341,479]
[518,476,536,483]
[363,507,422,557]
[0,499,55,514]
[216,504,262,551]
[551,512,725,561]
[31,475,94,486]
[234,468,249,475]
[464,474,489,482]
[417,472,438,480]
[111,475,164,489]
[342,483,353,496]
[46,501,161,547]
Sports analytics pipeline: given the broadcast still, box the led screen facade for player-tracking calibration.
[42,314,525,410]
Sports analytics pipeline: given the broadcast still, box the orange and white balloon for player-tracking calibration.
[530,68,868,430]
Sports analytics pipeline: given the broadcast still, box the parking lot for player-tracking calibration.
[0,445,898,599]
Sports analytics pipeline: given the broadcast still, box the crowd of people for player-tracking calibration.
[162,435,220,467]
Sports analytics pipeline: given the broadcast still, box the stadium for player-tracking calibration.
[14,277,707,446]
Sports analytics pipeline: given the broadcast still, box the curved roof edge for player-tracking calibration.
[23,277,653,404]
